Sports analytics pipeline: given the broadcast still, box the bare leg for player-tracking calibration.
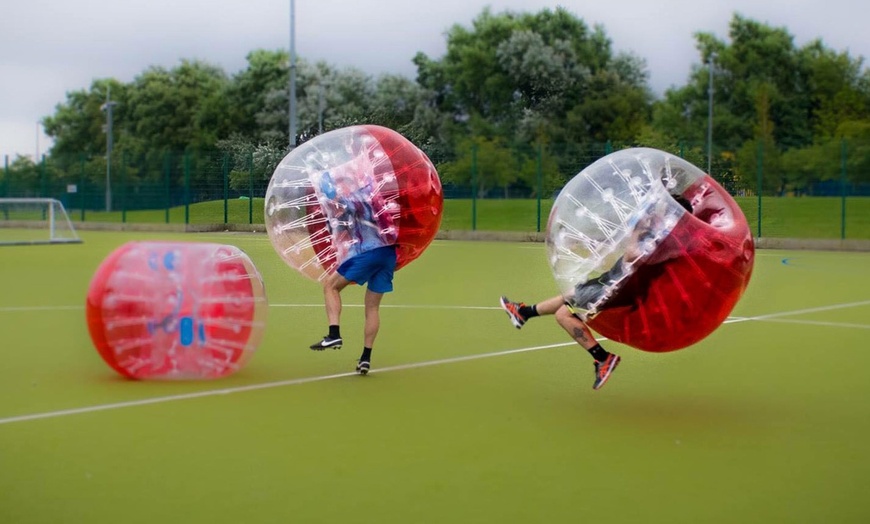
[500,293,565,329]
[551,301,621,390]
[534,295,567,316]
[323,271,351,326]
[554,304,599,350]
[363,289,384,348]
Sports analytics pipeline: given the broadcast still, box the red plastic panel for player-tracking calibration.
[589,176,754,352]
[266,125,443,280]
[86,242,267,379]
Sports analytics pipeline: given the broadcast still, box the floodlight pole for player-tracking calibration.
[101,85,117,212]
[288,0,297,149]
[707,53,716,176]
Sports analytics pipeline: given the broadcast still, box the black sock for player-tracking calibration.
[519,304,539,319]
[360,347,372,362]
[587,344,610,362]
[328,325,341,339]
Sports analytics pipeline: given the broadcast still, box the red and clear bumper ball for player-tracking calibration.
[86,242,268,379]
[547,148,754,352]
[264,125,443,280]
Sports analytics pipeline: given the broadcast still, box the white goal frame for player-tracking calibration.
[0,198,83,246]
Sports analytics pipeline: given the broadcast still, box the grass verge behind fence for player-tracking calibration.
[48,196,870,239]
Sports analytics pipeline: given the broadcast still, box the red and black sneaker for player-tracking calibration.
[499,296,528,329]
[592,353,621,390]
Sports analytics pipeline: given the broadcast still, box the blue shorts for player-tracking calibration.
[337,245,397,293]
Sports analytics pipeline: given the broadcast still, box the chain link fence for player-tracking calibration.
[2,141,868,239]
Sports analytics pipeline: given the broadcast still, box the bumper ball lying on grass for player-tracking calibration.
[264,125,443,280]
[86,242,268,379]
[547,147,755,352]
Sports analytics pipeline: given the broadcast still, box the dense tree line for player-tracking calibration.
[4,8,870,200]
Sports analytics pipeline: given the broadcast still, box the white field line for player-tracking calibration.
[722,300,870,323]
[0,341,573,426]
[746,318,870,329]
[0,299,868,426]
[0,305,85,312]
[0,304,502,313]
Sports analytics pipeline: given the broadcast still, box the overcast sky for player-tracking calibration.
[2,0,868,160]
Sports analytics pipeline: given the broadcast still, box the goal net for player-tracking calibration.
[0,198,82,245]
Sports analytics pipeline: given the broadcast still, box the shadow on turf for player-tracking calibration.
[569,394,778,436]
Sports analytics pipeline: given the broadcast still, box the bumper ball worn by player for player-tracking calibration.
[265,125,443,375]
[500,148,755,390]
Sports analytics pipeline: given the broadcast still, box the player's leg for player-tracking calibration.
[363,289,383,348]
[310,270,351,350]
[355,245,397,375]
[499,294,563,329]
[357,289,384,375]
[554,304,620,390]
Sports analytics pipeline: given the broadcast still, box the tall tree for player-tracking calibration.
[43,78,127,160]
[125,59,228,154]
[415,6,651,184]
[654,13,870,192]
[223,49,291,142]
[800,41,870,138]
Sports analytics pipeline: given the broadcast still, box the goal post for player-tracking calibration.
[0,198,83,246]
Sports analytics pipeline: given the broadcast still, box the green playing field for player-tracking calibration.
[1,231,869,523]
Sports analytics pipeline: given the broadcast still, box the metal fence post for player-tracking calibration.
[184,152,191,225]
[121,151,127,223]
[471,142,478,231]
[223,151,229,224]
[756,141,763,238]
[40,155,47,197]
[248,152,254,225]
[164,152,171,224]
[840,138,847,240]
[3,155,8,198]
[536,142,543,233]
[79,155,86,221]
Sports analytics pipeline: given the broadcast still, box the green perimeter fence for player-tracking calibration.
[2,142,869,239]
